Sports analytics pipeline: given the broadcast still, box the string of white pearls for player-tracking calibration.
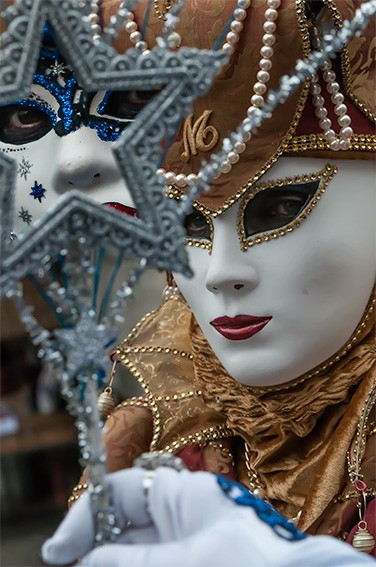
[88,0,101,42]
[310,25,353,151]
[159,0,280,188]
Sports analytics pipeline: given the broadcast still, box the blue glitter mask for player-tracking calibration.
[0,27,134,144]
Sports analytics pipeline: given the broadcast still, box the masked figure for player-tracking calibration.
[61,0,374,554]
[0,19,165,340]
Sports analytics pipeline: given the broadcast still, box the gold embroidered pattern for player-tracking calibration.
[238,164,337,251]
[181,110,219,162]
[285,134,376,154]
[205,440,234,465]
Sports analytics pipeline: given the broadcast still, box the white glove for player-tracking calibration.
[42,468,374,567]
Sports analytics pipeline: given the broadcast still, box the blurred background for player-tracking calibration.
[0,266,164,566]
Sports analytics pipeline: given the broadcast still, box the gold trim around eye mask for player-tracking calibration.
[167,189,214,253]
[237,163,338,251]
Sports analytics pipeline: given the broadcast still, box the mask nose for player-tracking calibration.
[52,127,122,192]
[204,216,260,295]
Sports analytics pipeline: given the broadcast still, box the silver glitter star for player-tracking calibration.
[18,206,33,225]
[54,311,117,378]
[48,59,67,78]
[17,157,32,180]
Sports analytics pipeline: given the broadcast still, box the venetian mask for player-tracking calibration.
[0,27,156,235]
[174,156,375,387]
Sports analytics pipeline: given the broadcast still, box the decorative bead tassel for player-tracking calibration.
[352,522,375,554]
[97,360,118,419]
[97,387,116,419]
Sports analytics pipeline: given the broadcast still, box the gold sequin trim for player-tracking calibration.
[237,164,337,251]
[155,425,234,454]
[115,397,151,410]
[205,440,235,466]
[119,345,194,360]
[285,134,376,154]
[68,483,89,505]
[167,189,213,252]
[154,390,202,402]
[347,383,376,485]
[115,354,162,451]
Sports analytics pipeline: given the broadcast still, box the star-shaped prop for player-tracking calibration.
[55,311,117,378]
[0,0,227,277]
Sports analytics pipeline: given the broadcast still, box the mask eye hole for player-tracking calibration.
[243,180,320,237]
[0,104,53,145]
[184,209,211,241]
[97,89,161,121]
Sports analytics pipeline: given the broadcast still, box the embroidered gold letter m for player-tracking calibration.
[181,110,219,162]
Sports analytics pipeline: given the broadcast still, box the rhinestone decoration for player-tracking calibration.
[29,181,46,202]
[18,206,33,225]
[17,157,33,180]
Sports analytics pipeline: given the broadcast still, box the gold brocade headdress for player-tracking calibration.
[103,0,376,214]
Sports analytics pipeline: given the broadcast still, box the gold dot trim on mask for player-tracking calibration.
[257,291,375,394]
[237,163,337,251]
[167,189,214,252]
[285,134,376,154]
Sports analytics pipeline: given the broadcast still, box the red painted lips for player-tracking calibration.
[210,315,272,341]
[104,202,139,218]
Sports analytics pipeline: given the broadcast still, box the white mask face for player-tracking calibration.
[174,157,376,387]
[0,43,158,235]
[0,41,165,338]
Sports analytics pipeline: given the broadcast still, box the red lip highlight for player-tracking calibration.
[104,202,139,218]
[210,315,272,341]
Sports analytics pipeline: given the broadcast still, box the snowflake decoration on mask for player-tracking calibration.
[29,181,46,202]
[47,59,67,78]
[18,206,33,225]
[17,157,32,180]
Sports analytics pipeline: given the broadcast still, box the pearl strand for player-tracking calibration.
[310,24,353,151]
[88,0,101,42]
[159,0,280,188]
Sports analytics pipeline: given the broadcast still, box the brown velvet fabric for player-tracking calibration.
[189,297,375,527]
[101,0,375,214]
[112,292,375,533]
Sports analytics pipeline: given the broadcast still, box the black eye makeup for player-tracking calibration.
[95,89,161,121]
[238,164,338,250]
[0,102,55,145]
[183,208,213,252]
